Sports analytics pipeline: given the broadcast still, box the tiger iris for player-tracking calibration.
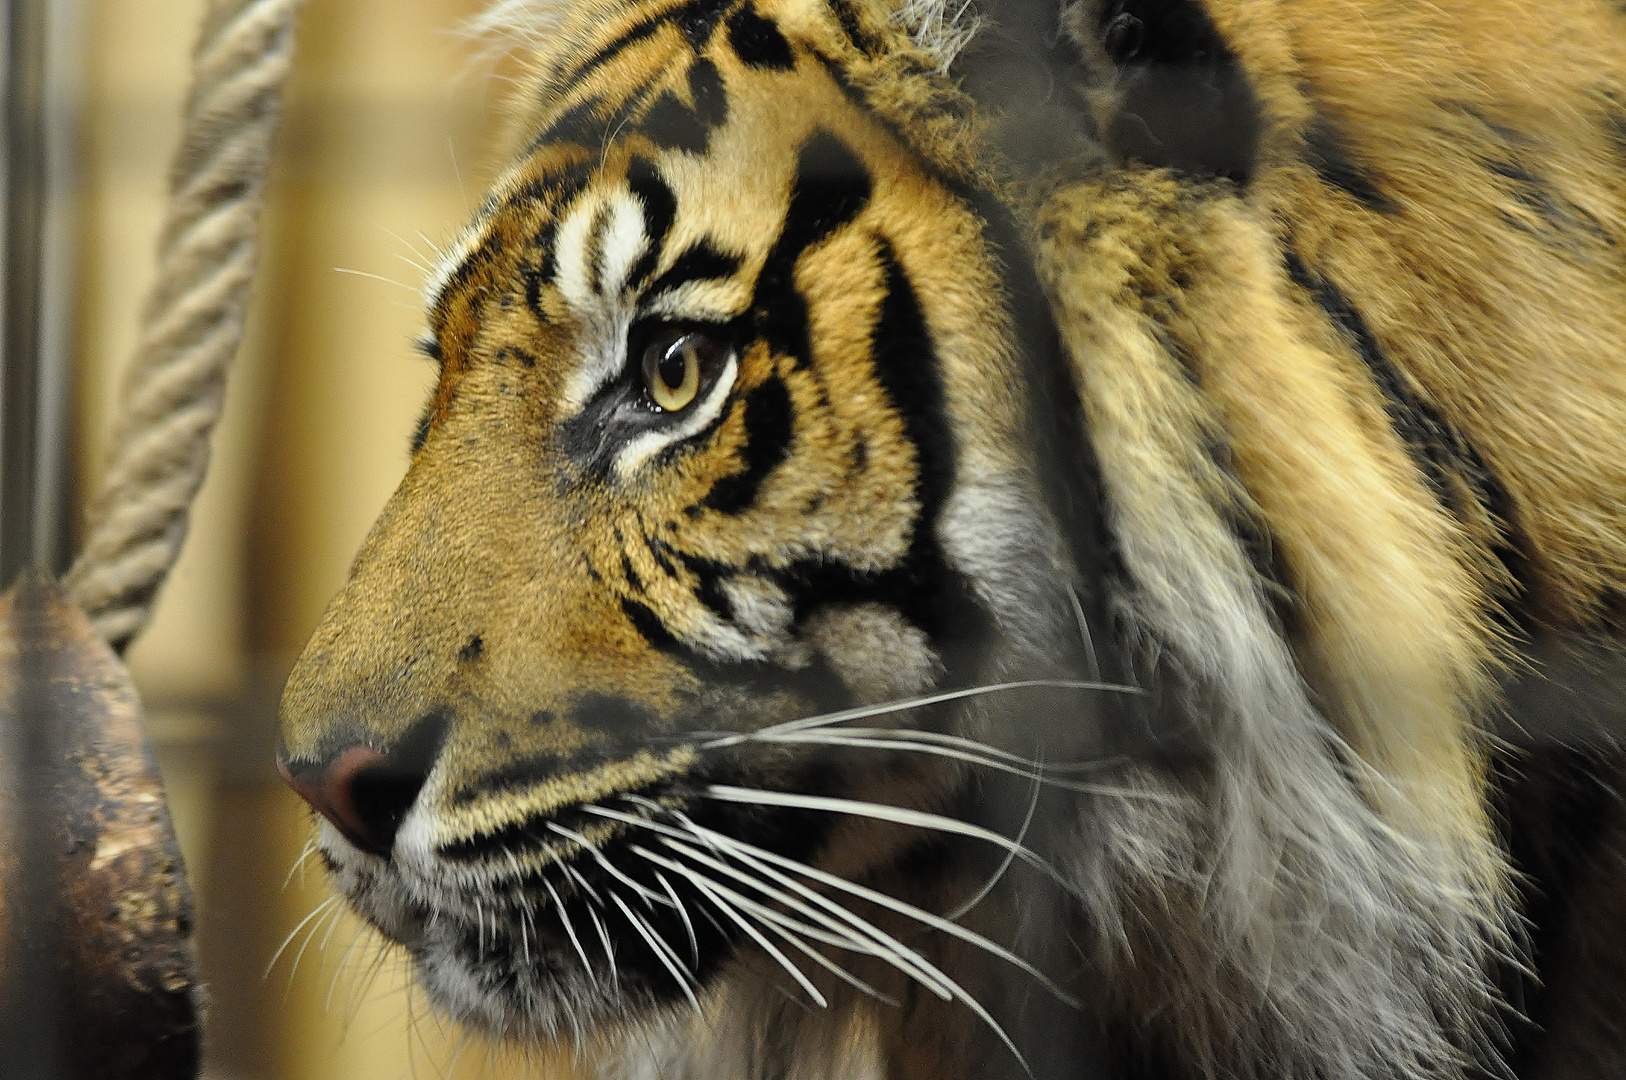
[277,0,1626,1076]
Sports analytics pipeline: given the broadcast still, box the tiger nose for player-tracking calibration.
[276,711,449,857]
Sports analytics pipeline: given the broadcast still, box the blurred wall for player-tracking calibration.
[74,1,555,1076]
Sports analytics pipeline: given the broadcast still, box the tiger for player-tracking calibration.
[274,0,1626,1076]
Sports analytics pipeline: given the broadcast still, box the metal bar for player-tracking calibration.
[1,1,70,1075]
[0,0,50,585]
[31,0,82,576]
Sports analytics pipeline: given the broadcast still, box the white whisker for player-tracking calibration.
[333,266,419,292]
[584,901,619,997]
[1068,581,1103,682]
[705,679,1139,749]
[565,865,604,906]
[703,785,1067,886]
[652,869,700,966]
[660,834,1030,1069]
[547,821,673,909]
[633,847,898,1006]
[543,876,598,988]
[677,863,828,1008]
[283,839,320,890]
[946,769,1042,922]
[751,729,1156,795]
[675,815,1077,1007]
[611,891,703,1015]
[265,895,339,979]
[288,899,344,985]
[594,802,960,1000]
[325,922,369,1013]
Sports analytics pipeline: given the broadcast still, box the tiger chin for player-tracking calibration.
[276,0,1626,1077]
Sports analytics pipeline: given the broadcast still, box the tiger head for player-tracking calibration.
[277,0,1113,1057]
[276,0,1546,1072]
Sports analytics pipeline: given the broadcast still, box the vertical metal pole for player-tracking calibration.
[32,0,81,577]
[0,0,48,584]
[1,0,67,1076]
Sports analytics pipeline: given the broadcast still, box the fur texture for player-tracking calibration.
[278,1,1626,1077]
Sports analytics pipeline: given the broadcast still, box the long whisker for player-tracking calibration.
[749,729,1161,794]
[325,921,370,1013]
[583,902,619,997]
[283,838,320,890]
[610,891,702,1014]
[702,785,1067,886]
[601,801,959,999]
[287,899,344,987]
[602,804,963,1004]
[565,865,604,907]
[674,813,1077,1007]
[1067,581,1103,683]
[633,846,898,1007]
[703,679,1140,748]
[265,895,340,978]
[333,266,420,293]
[652,868,700,967]
[547,821,672,909]
[946,767,1042,922]
[543,876,597,988]
[753,724,1110,772]
[672,860,828,1008]
[656,834,1030,1070]
[627,834,901,965]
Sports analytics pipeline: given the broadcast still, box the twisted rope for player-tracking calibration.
[65,0,304,651]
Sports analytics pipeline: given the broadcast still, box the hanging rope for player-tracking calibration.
[64,0,304,651]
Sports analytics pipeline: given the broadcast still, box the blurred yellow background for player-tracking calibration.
[73,1,556,1076]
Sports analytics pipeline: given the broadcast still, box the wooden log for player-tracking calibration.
[0,571,200,1079]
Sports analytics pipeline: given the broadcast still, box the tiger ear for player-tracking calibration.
[1063,0,1262,183]
[937,0,1104,179]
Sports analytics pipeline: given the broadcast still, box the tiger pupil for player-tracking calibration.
[644,333,704,411]
[658,343,691,392]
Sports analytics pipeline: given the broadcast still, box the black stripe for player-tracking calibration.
[827,0,876,54]
[647,241,741,295]
[673,0,732,49]
[700,374,794,514]
[672,549,735,620]
[586,203,614,296]
[1304,116,1395,213]
[639,89,711,155]
[870,240,953,525]
[751,131,872,369]
[622,596,680,650]
[645,534,679,577]
[565,17,663,88]
[625,158,679,290]
[687,58,727,128]
[1285,253,1499,521]
[727,5,794,70]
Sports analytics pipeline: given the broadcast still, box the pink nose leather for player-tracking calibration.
[278,745,399,856]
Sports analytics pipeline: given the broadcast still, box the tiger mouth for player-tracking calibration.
[323,775,857,1034]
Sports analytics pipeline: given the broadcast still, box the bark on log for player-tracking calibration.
[0,571,200,1079]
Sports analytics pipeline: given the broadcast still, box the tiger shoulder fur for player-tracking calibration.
[275,0,1626,1077]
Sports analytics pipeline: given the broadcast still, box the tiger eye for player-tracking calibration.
[642,333,704,411]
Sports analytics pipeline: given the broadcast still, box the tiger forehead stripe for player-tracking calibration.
[424,0,797,331]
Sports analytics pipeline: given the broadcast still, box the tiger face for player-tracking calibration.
[278,0,1094,1050]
